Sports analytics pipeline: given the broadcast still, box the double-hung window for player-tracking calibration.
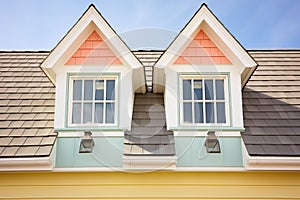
[69,76,117,126]
[181,75,229,125]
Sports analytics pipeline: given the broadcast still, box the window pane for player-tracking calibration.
[95,80,104,100]
[83,103,92,124]
[194,80,203,100]
[105,103,115,123]
[205,80,214,100]
[216,80,225,100]
[95,103,103,123]
[205,102,215,123]
[183,102,192,123]
[73,80,82,100]
[84,80,93,100]
[106,80,115,100]
[194,102,203,123]
[183,80,192,100]
[217,102,226,123]
[72,103,81,124]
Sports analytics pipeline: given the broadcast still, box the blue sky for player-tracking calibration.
[0,0,300,50]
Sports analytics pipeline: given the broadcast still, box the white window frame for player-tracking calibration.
[180,75,230,126]
[68,75,118,127]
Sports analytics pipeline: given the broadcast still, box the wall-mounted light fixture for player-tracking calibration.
[79,131,95,153]
[205,131,221,153]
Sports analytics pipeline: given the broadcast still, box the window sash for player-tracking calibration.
[69,76,117,126]
[180,75,229,125]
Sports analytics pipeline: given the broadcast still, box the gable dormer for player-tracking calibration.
[153,4,256,132]
[41,5,146,133]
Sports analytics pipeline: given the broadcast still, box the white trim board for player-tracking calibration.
[174,131,241,137]
[57,131,124,137]
[53,166,246,172]
[241,140,300,171]
[0,157,54,172]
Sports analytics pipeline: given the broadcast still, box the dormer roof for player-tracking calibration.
[153,4,257,91]
[41,4,144,87]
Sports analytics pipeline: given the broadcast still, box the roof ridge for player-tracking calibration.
[248,49,300,52]
[0,50,50,53]
[132,50,165,53]
[0,49,299,53]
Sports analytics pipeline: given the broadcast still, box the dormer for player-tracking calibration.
[153,4,257,132]
[41,5,146,133]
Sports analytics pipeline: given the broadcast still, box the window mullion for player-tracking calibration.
[113,80,117,124]
[70,80,73,125]
[203,79,206,124]
[103,79,107,124]
[80,80,84,124]
[191,79,195,123]
[213,79,217,124]
[92,79,95,124]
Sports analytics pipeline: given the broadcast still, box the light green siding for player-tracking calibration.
[56,137,123,167]
[175,136,243,167]
[56,136,242,168]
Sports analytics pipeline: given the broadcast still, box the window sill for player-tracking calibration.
[169,126,245,132]
[54,127,127,132]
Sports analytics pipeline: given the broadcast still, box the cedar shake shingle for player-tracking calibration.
[0,51,56,158]
[242,50,300,156]
[134,50,300,157]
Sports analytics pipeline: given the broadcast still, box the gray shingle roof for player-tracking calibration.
[1,49,300,159]
[124,93,175,156]
[133,49,300,157]
[0,51,57,158]
[242,50,300,156]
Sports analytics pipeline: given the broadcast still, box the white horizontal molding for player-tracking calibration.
[174,131,241,137]
[53,166,246,172]
[242,141,300,171]
[122,156,177,170]
[175,167,245,171]
[245,156,300,171]
[0,157,53,172]
[57,131,125,137]
[170,126,245,132]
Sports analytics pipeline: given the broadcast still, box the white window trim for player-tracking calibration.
[68,75,118,127]
[179,75,230,127]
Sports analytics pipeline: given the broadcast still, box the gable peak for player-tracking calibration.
[174,29,231,65]
[155,2,256,69]
[88,3,96,9]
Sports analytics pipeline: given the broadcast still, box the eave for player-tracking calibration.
[0,157,54,171]
[242,142,300,171]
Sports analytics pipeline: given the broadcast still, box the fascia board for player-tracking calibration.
[90,11,142,70]
[246,156,300,171]
[0,141,56,172]
[41,68,56,86]
[41,8,92,69]
[203,10,256,68]
[0,157,53,171]
[242,141,300,171]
